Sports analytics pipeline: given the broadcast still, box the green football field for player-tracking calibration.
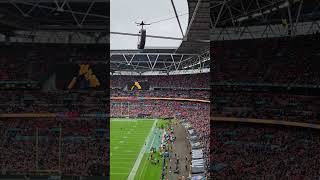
[110,118,164,180]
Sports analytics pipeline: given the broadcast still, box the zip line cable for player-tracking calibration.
[148,12,191,25]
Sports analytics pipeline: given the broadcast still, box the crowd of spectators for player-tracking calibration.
[0,91,108,176]
[213,91,320,124]
[111,89,209,100]
[0,55,47,82]
[211,122,320,179]
[0,44,105,82]
[0,118,108,176]
[213,34,320,85]
[212,34,320,123]
[0,43,108,177]
[211,34,320,178]
[0,91,107,113]
[111,73,209,89]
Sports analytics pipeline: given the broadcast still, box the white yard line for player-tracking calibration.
[127,119,158,180]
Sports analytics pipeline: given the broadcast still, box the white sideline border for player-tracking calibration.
[127,119,158,180]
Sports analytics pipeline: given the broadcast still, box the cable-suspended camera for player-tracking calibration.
[136,21,150,49]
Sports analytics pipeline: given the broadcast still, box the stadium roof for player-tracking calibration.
[110,49,209,73]
[110,0,210,73]
[0,0,108,43]
[211,0,320,40]
[176,0,210,54]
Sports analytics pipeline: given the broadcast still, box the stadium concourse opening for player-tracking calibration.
[110,0,210,179]
[0,0,109,180]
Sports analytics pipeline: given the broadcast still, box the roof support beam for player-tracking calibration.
[294,0,303,35]
[213,0,226,29]
[110,52,209,72]
[170,0,185,37]
[287,0,293,35]
[211,20,320,41]
[111,52,198,56]
[11,1,109,19]
[184,0,202,40]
